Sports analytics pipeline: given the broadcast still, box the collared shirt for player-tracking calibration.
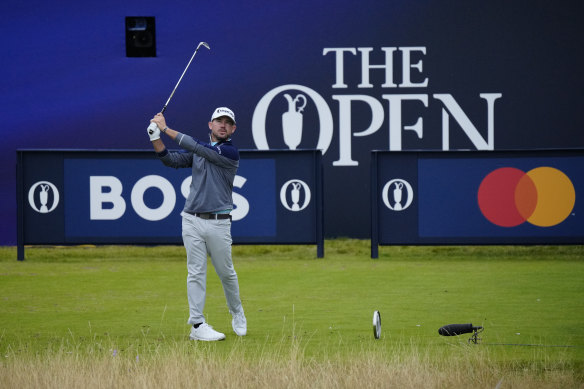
[158,134,239,214]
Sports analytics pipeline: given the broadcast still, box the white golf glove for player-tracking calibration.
[147,122,160,141]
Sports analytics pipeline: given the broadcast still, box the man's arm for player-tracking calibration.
[151,138,165,153]
[150,112,238,168]
[148,114,193,168]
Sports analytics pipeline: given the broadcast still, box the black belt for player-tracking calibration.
[194,212,231,220]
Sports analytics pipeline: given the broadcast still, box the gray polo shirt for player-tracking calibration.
[157,132,239,214]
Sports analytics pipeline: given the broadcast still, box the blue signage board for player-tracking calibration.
[17,149,323,259]
[371,150,584,257]
[2,2,584,246]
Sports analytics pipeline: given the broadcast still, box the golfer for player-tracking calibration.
[148,107,246,341]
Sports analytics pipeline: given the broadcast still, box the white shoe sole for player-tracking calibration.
[190,335,226,341]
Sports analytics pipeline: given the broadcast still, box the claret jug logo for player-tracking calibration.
[382,179,414,211]
[282,93,307,150]
[253,84,334,155]
[28,181,60,213]
[280,179,311,211]
[478,167,575,227]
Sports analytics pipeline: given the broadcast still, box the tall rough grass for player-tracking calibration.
[1,335,580,388]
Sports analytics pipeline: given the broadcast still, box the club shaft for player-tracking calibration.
[161,42,208,113]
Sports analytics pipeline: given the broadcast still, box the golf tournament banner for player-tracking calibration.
[2,1,583,246]
[371,150,584,257]
[17,149,323,260]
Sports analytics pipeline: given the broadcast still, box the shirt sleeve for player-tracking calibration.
[174,132,239,168]
[157,148,193,168]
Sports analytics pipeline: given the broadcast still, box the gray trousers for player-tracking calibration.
[181,212,243,325]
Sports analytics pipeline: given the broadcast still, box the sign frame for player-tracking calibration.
[371,149,584,258]
[17,149,324,260]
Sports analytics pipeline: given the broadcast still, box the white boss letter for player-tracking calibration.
[90,176,126,220]
[131,175,176,221]
[232,175,249,221]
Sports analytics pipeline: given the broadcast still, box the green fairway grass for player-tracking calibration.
[0,241,582,387]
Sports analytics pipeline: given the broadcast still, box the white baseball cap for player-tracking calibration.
[211,107,236,124]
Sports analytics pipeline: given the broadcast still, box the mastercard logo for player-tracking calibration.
[478,167,575,227]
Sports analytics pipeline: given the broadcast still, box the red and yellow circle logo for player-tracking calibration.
[478,167,575,227]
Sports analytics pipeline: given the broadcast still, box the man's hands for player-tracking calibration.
[148,113,168,142]
[147,122,160,141]
[149,112,178,145]
[151,113,167,132]
[148,112,173,151]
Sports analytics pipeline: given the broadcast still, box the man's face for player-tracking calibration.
[208,116,236,142]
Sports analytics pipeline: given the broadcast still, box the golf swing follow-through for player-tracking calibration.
[147,41,247,341]
[146,41,386,343]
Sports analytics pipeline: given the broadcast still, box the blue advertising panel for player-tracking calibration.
[2,1,584,246]
[371,150,584,257]
[17,149,323,259]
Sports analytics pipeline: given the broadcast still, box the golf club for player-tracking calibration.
[148,41,210,136]
[161,41,210,114]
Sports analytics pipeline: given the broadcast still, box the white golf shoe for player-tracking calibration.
[189,323,225,341]
[232,311,247,336]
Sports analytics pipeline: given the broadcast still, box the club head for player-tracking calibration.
[373,310,381,339]
[198,42,210,50]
